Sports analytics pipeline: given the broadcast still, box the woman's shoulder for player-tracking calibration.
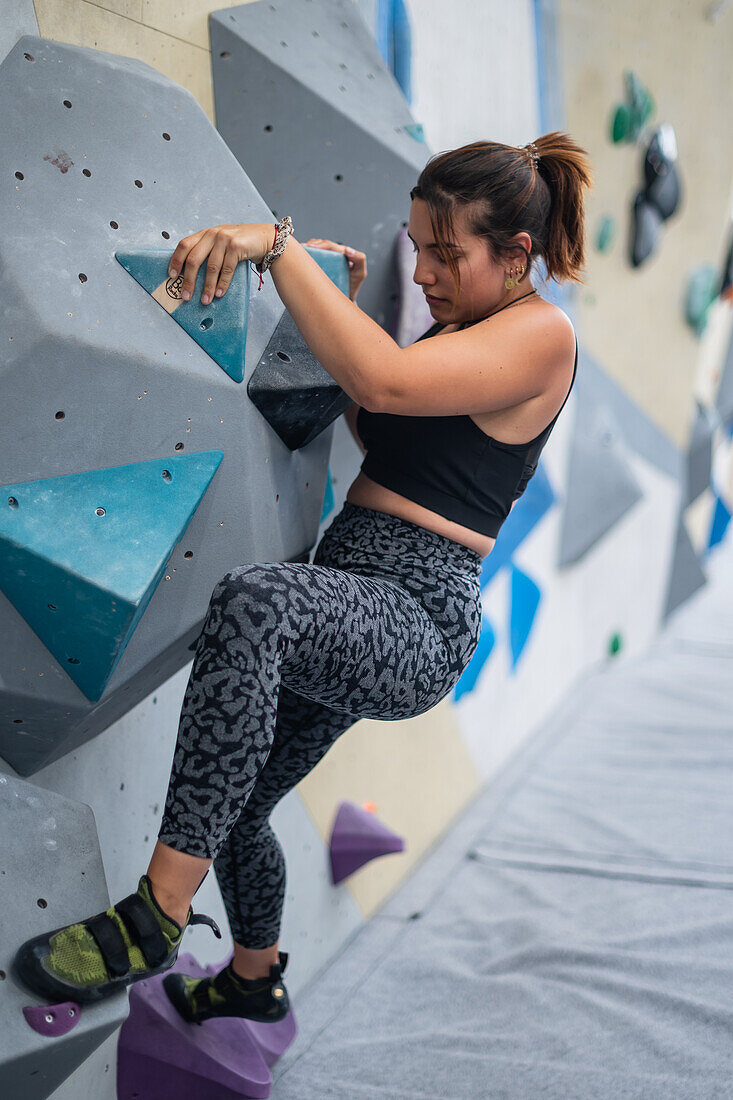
[471,296,576,368]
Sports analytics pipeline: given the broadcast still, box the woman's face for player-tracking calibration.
[408,197,528,325]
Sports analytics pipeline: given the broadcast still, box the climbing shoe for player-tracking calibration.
[13,873,221,1005]
[163,952,290,1025]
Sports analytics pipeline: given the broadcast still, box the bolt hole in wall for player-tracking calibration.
[63,100,72,109]
[15,171,23,179]
[276,351,291,362]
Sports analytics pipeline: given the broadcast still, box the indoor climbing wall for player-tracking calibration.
[0,35,348,778]
[209,0,429,327]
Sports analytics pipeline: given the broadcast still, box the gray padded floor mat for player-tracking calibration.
[272,534,733,1099]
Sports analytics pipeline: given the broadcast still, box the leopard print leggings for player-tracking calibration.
[158,502,483,948]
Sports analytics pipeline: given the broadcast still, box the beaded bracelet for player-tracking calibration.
[253,215,294,289]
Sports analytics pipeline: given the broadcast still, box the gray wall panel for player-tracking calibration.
[210,0,429,327]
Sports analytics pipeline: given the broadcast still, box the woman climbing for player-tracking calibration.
[14,132,592,1025]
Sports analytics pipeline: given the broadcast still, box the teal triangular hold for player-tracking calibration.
[454,615,495,702]
[404,122,426,143]
[320,467,335,523]
[115,250,251,383]
[0,452,223,701]
[509,565,541,671]
[304,246,350,295]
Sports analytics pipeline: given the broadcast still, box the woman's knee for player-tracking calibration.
[210,563,277,606]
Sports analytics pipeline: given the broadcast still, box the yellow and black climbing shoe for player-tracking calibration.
[13,874,221,1005]
[163,952,290,1025]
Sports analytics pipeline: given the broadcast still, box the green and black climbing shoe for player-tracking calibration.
[163,952,290,1025]
[13,873,221,1005]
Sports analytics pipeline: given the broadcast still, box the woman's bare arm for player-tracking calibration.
[168,224,574,417]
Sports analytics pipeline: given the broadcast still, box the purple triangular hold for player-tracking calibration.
[23,1000,82,1037]
[329,801,406,885]
[116,952,296,1100]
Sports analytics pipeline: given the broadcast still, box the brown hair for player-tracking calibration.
[410,131,593,291]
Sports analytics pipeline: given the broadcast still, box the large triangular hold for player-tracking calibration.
[662,507,707,620]
[247,247,352,449]
[708,494,732,551]
[0,452,223,701]
[684,402,716,505]
[115,250,251,383]
[329,800,405,884]
[509,565,542,671]
[558,383,644,567]
[454,614,496,702]
[117,952,296,1099]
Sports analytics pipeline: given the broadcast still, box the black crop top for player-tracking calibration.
[356,316,578,538]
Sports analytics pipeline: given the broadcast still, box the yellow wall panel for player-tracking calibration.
[33,0,214,119]
[83,0,143,22]
[141,0,257,51]
[558,0,733,448]
[296,697,482,919]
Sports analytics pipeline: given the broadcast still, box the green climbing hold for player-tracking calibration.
[608,632,623,657]
[610,71,655,144]
[685,265,719,337]
[611,103,631,144]
[596,215,616,253]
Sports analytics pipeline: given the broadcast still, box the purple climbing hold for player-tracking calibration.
[329,800,406,885]
[23,1000,82,1037]
[116,952,296,1100]
[390,225,434,347]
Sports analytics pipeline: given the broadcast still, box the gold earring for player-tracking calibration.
[506,265,526,289]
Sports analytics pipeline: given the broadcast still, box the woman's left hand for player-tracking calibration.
[305,238,367,302]
[168,223,274,305]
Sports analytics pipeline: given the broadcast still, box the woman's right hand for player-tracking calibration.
[304,238,367,302]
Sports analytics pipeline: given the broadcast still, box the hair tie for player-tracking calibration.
[522,142,540,168]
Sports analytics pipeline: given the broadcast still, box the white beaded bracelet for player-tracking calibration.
[253,215,294,289]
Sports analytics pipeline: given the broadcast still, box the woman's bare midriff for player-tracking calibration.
[345,472,498,558]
